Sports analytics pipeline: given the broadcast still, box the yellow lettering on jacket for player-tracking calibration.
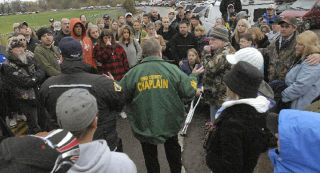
[137,75,168,92]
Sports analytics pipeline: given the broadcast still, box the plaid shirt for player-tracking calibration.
[94,43,129,81]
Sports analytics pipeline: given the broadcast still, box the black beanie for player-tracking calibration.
[223,61,263,98]
[36,27,52,39]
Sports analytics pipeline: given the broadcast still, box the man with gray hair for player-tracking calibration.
[202,25,235,123]
[108,38,204,173]
[54,18,70,46]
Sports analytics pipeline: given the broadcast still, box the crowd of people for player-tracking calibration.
[1,1,320,172]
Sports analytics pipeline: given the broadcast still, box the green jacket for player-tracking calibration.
[34,44,61,77]
[120,56,197,144]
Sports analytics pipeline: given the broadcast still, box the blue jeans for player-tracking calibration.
[210,104,217,123]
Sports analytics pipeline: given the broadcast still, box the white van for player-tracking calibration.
[200,0,275,32]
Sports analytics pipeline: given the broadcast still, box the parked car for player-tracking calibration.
[280,0,320,30]
[140,1,147,6]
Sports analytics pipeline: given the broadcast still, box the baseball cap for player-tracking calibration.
[0,129,80,173]
[56,88,98,132]
[226,47,264,71]
[278,16,297,27]
[59,37,83,61]
[267,4,276,10]
[103,13,110,19]
[168,8,175,14]
[191,15,200,20]
[125,12,133,18]
[18,21,28,28]
[177,4,183,9]
[228,4,234,9]
[49,18,54,22]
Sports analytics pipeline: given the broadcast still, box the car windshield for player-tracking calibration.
[193,6,206,13]
[290,0,315,10]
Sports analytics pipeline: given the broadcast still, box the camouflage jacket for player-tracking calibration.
[260,32,298,81]
[202,44,235,106]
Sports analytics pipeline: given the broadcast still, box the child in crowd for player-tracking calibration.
[180,48,204,96]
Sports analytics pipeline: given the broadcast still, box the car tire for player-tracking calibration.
[304,20,311,30]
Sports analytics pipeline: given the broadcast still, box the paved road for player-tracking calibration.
[118,6,319,173]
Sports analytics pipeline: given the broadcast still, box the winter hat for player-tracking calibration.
[209,25,229,42]
[223,61,263,98]
[58,37,83,61]
[36,27,52,39]
[236,11,250,20]
[125,12,133,18]
[226,47,264,71]
[6,37,24,53]
[0,129,80,173]
[56,88,98,132]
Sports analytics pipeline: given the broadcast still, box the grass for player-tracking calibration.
[0,8,125,46]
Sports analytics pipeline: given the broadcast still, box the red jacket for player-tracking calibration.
[94,43,129,81]
[70,18,97,69]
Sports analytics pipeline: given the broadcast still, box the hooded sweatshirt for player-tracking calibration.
[70,18,96,69]
[68,140,137,173]
[269,109,320,173]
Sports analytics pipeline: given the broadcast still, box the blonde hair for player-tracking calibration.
[118,25,133,42]
[233,19,250,43]
[248,27,265,41]
[226,86,239,100]
[187,48,200,64]
[194,25,206,37]
[96,18,104,25]
[296,30,320,58]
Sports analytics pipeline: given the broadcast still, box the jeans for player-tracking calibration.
[19,101,40,134]
[210,104,217,123]
[140,135,182,173]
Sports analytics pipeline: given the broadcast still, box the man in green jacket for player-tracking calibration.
[112,38,203,173]
[34,27,61,77]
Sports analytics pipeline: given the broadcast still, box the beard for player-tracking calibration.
[17,53,28,64]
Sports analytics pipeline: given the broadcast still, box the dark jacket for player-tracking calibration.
[206,103,269,173]
[1,53,45,103]
[169,33,199,65]
[150,13,161,23]
[256,35,270,49]
[157,26,176,42]
[220,0,242,21]
[231,35,240,51]
[170,14,188,31]
[197,36,209,52]
[54,30,71,47]
[27,37,40,53]
[39,60,125,150]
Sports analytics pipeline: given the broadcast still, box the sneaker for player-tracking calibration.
[119,111,127,119]
[9,117,17,128]
[17,114,27,122]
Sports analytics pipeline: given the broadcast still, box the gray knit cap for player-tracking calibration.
[56,88,98,131]
[209,26,229,42]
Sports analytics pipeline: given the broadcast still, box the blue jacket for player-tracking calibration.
[281,60,320,110]
[263,13,276,24]
[179,60,203,88]
[269,109,320,173]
